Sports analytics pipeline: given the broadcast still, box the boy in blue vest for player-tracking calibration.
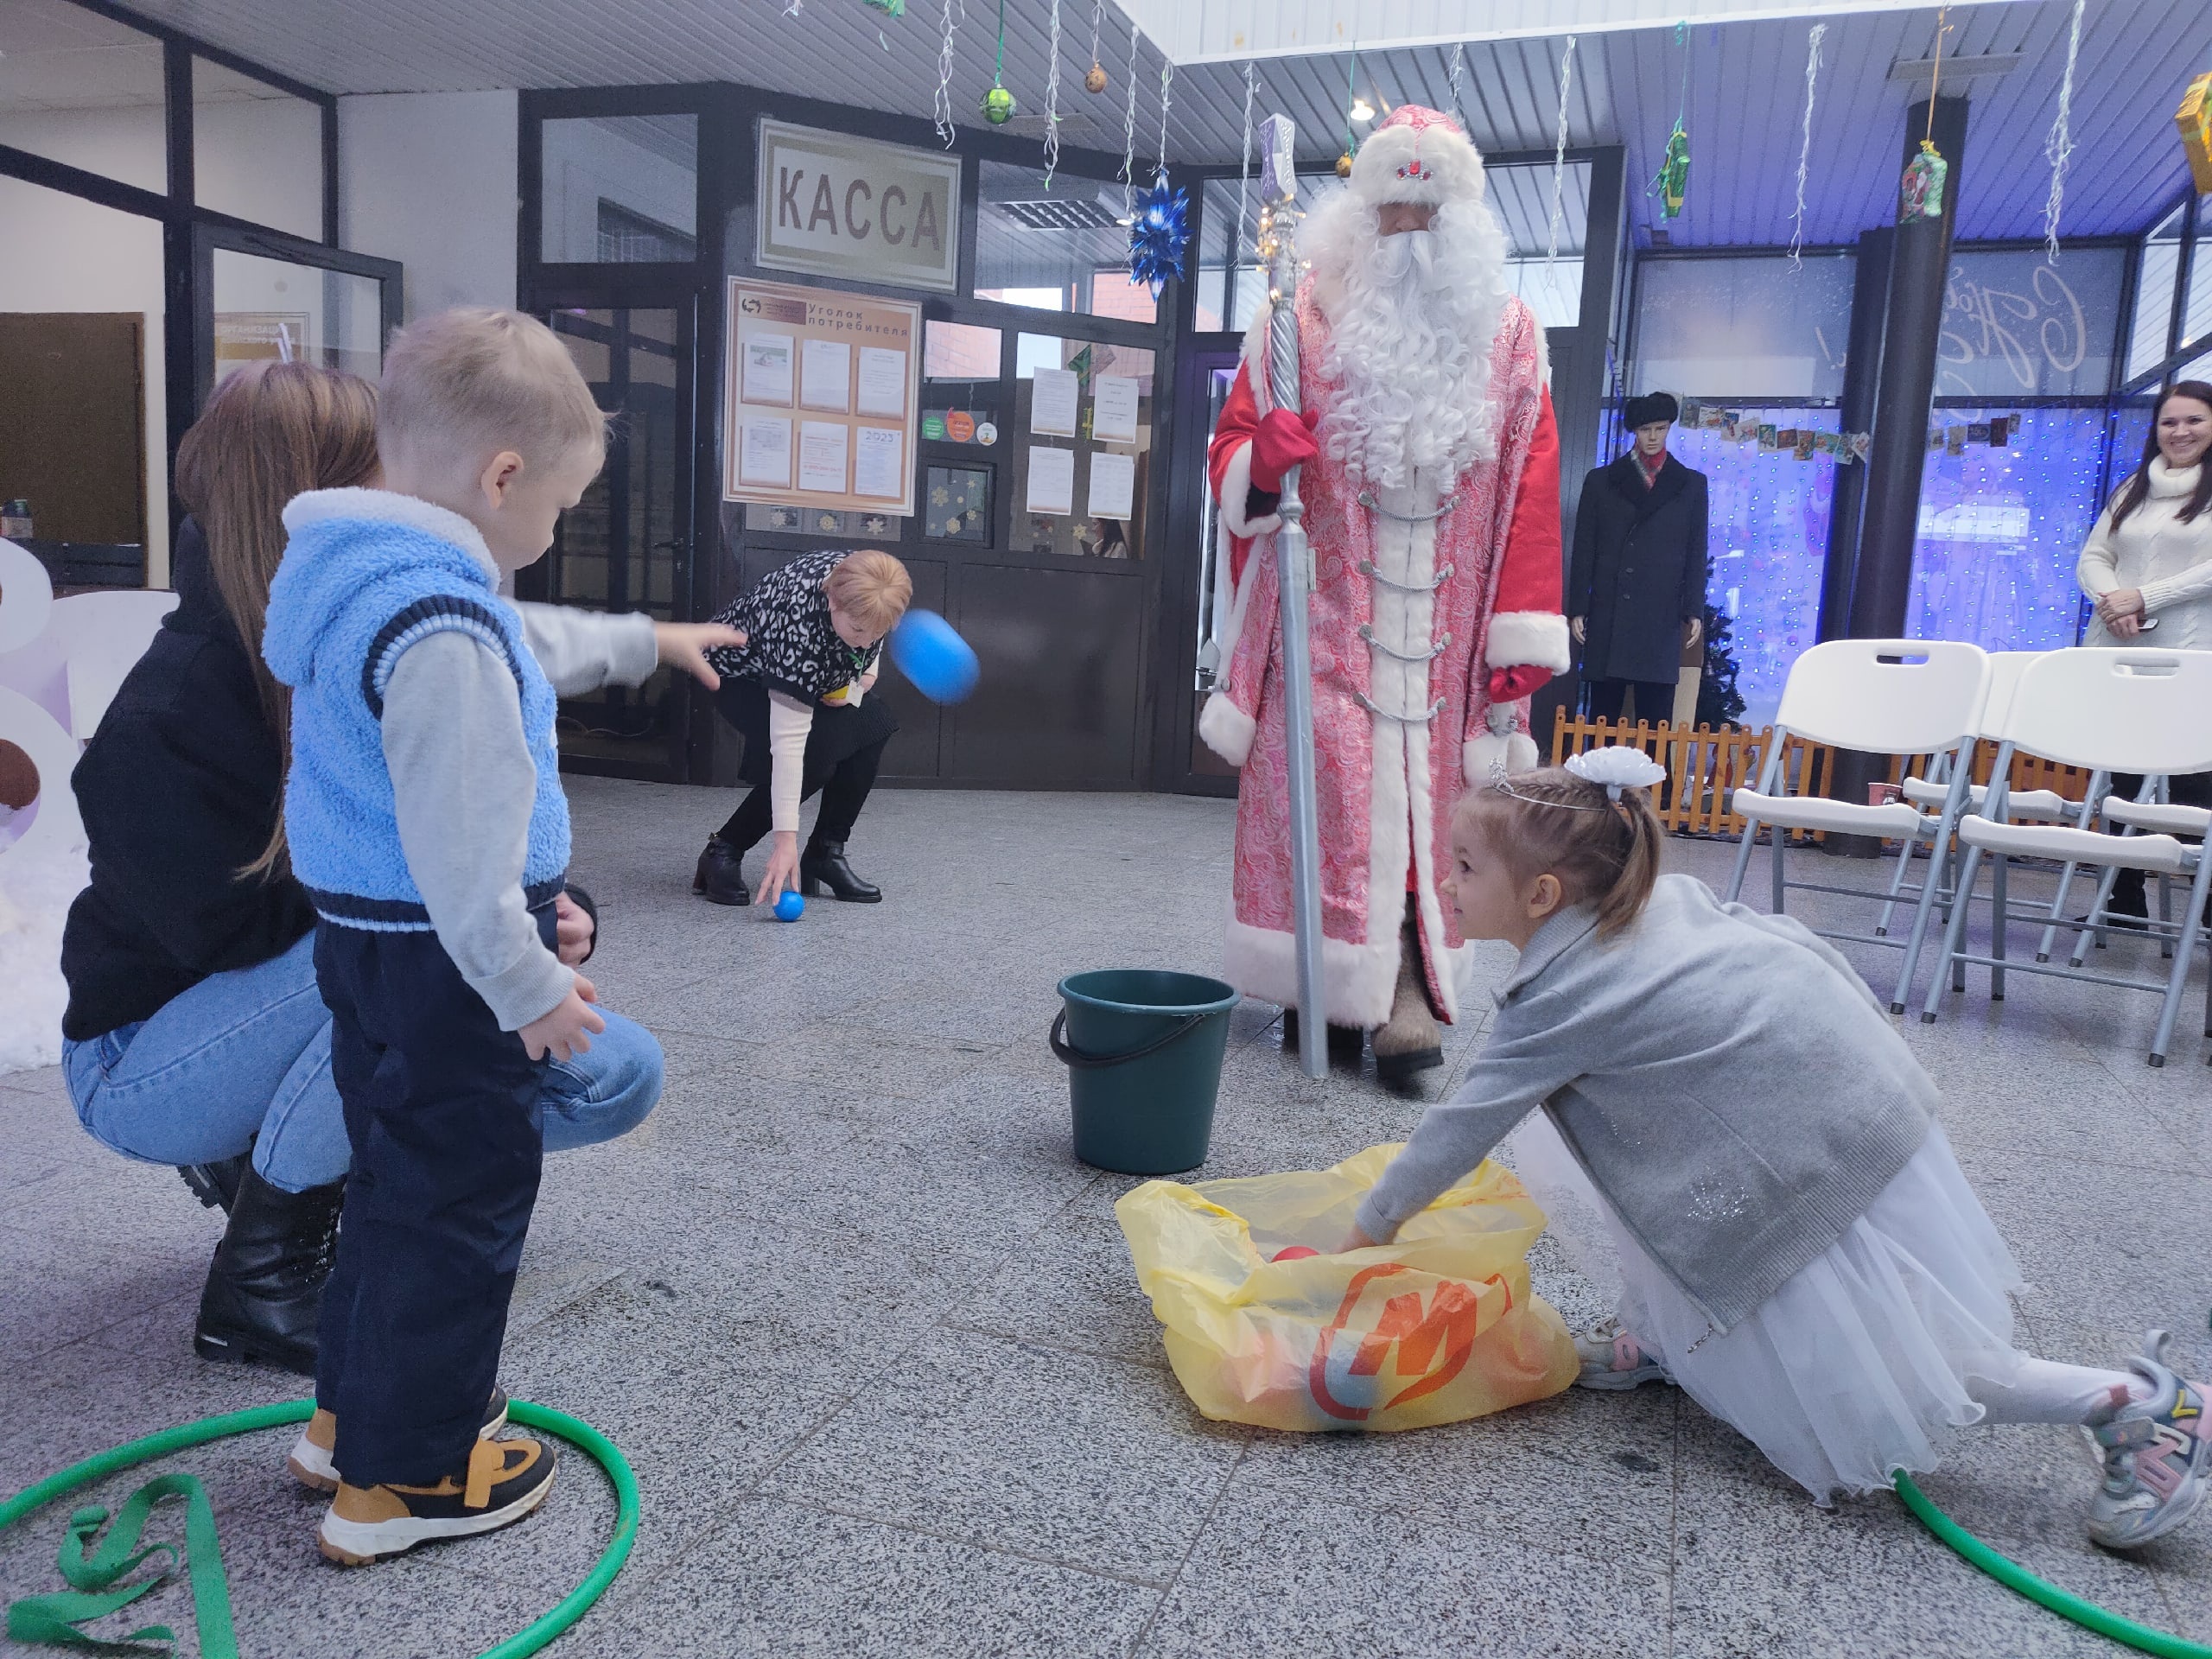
[263,308,741,1563]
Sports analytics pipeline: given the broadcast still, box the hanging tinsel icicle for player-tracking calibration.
[1238,61,1256,274]
[932,0,960,146]
[2042,0,2083,262]
[1120,19,1141,218]
[1789,23,1826,270]
[1547,36,1577,267]
[1129,60,1191,296]
[1043,0,1064,182]
[1447,41,1466,133]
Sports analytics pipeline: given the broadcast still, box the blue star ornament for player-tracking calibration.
[1128,171,1191,297]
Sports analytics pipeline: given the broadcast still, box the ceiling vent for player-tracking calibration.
[996,197,1122,232]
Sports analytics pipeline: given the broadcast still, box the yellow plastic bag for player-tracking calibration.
[1116,1145,1578,1432]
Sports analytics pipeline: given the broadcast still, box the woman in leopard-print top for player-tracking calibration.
[694,549,912,909]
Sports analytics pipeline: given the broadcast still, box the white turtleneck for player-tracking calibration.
[2077,457,2212,651]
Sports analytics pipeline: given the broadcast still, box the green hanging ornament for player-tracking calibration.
[982,84,1016,124]
[1649,122,1689,219]
[1898,137,1948,224]
[861,0,905,15]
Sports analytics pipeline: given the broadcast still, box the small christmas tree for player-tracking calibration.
[1696,601,1748,728]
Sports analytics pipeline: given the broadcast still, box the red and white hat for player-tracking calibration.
[1347,105,1486,210]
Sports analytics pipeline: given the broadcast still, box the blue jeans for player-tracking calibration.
[64,932,663,1192]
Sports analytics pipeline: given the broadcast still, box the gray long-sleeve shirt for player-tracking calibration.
[1355,874,1934,1333]
[381,602,658,1031]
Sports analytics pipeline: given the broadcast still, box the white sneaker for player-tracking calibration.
[2088,1330,2210,1551]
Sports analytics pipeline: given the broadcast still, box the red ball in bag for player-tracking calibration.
[1272,1246,1320,1262]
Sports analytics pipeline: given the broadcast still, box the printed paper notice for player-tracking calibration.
[1027,445,1075,516]
[742,334,795,406]
[856,346,907,417]
[740,416,793,487]
[1086,451,1135,520]
[798,421,849,493]
[800,339,851,411]
[1091,376,1140,443]
[853,426,904,499]
[1030,367,1078,437]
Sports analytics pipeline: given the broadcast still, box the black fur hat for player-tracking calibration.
[1623,391,1681,430]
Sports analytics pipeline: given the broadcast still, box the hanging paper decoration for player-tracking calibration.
[1084,0,1108,93]
[980,0,1014,124]
[1547,36,1578,265]
[1648,22,1691,220]
[2179,73,2212,194]
[932,0,959,147]
[1789,23,1825,269]
[1128,173,1192,296]
[2041,0,2082,261]
[1899,140,1948,222]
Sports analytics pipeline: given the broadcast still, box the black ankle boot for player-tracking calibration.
[693,836,751,906]
[800,840,880,903]
[177,1152,251,1214]
[194,1166,344,1376]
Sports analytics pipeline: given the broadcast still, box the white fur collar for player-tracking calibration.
[283,487,500,584]
[2148,458,2202,499]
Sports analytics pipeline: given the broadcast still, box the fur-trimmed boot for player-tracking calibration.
[1370,906,1444,1091]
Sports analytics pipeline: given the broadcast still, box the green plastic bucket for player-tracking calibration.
[1052,969,1238,1175]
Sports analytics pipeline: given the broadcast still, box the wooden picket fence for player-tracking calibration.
[1547,710,2098,843]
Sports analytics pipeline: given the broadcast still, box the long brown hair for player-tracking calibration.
[173,360,379,877]
[2109,380,2212,530]
[1459,764,1665,938]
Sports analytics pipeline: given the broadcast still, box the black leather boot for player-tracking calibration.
[194,1166,344,1376]
[693,836,751,906]
[801,840,880,902]
[177,1152,250,1214]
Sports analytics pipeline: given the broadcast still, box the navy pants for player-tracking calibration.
[312,913,552,1487]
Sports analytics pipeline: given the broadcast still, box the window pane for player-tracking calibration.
[194,57,321,238]
[1907,406,2109,652]
[1668,407,1841,727]
[211,249,385,385]
[2185,197,2212,351]
[1491,161,1587,330]
[2127,202,2184,381]
[1934,248,2124,399]
[1197,177,1262,334]
[0,0,166,194]
[540,115,697,264]
[1633,255,1854,400]
[1012,334,1153,559]
[976,162,1157,322]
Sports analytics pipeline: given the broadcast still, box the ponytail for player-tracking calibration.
[1460,764,1664,937]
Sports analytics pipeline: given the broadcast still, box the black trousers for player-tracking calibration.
[1584,677,1676,725]
[2106,771,2212,907]
[312,907,553,1486]
[714,680,895,855]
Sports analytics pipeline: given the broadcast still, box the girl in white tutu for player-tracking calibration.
[1341,748,2209,1548]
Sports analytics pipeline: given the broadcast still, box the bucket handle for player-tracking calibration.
[1049,1007,1210,1071]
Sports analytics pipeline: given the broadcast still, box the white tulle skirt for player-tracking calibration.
[1508,1115,2033,1503]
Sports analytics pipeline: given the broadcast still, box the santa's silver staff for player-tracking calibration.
[1257,115,1329,1080]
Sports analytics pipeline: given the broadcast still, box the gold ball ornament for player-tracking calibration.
[1084,63,1108,94]
[982,85,1016,124]
[1335,152,1353,180]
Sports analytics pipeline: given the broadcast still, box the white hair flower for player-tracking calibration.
[1565,747,1666,801]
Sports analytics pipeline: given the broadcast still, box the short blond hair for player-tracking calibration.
[378,308,605,476]
[826,549,912,636]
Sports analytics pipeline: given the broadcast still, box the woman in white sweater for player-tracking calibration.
[2075,380,2212,919]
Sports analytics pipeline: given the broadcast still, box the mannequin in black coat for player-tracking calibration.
[1569,391,1709,724]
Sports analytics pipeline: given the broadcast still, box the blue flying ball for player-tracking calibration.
[887,608,980,704]
[773,890,805,922]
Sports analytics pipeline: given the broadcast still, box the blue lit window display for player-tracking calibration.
[1666,408,1841,728]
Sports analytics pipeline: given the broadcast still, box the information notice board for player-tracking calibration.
[724,276,920,518]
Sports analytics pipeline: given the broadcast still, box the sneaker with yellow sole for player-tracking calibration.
[287,1390,511,1493]
[317,1433,556,1566]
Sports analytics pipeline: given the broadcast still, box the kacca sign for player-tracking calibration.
[756,119,961,294]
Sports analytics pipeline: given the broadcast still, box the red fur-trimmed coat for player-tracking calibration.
[1199,289,1567,1028]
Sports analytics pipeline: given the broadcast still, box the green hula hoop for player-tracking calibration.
[0,1397,638,1659]
[1895,1473,2210,1659]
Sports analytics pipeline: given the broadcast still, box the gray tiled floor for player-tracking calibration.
[3,779,2209,1656]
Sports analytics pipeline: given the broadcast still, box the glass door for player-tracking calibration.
[190,222,401,406]
[524,302,696,782]
[1153,342,1243,795]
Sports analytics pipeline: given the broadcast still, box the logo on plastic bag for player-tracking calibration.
[1307,1263,1512,1421]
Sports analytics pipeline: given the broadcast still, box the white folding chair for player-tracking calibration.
[1726,639,1991,1013]
[1919,648,2212,1066]
[2046,780,2210,969]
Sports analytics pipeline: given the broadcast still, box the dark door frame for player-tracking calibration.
[188,221,403,413]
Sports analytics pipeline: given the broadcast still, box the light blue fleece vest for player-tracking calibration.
[262,489,570,930]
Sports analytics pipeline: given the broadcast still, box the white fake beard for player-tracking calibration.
[1306,199,1512,491]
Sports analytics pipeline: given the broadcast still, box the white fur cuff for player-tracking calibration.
[1199,691,1257,768]
[1485,610,1571,673]
[1217,442,1282,539]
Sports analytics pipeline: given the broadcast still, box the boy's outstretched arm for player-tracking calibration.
[515,601,743,695]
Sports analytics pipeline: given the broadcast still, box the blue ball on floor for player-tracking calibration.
[887,608,979,704]
[773,890,804,922]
